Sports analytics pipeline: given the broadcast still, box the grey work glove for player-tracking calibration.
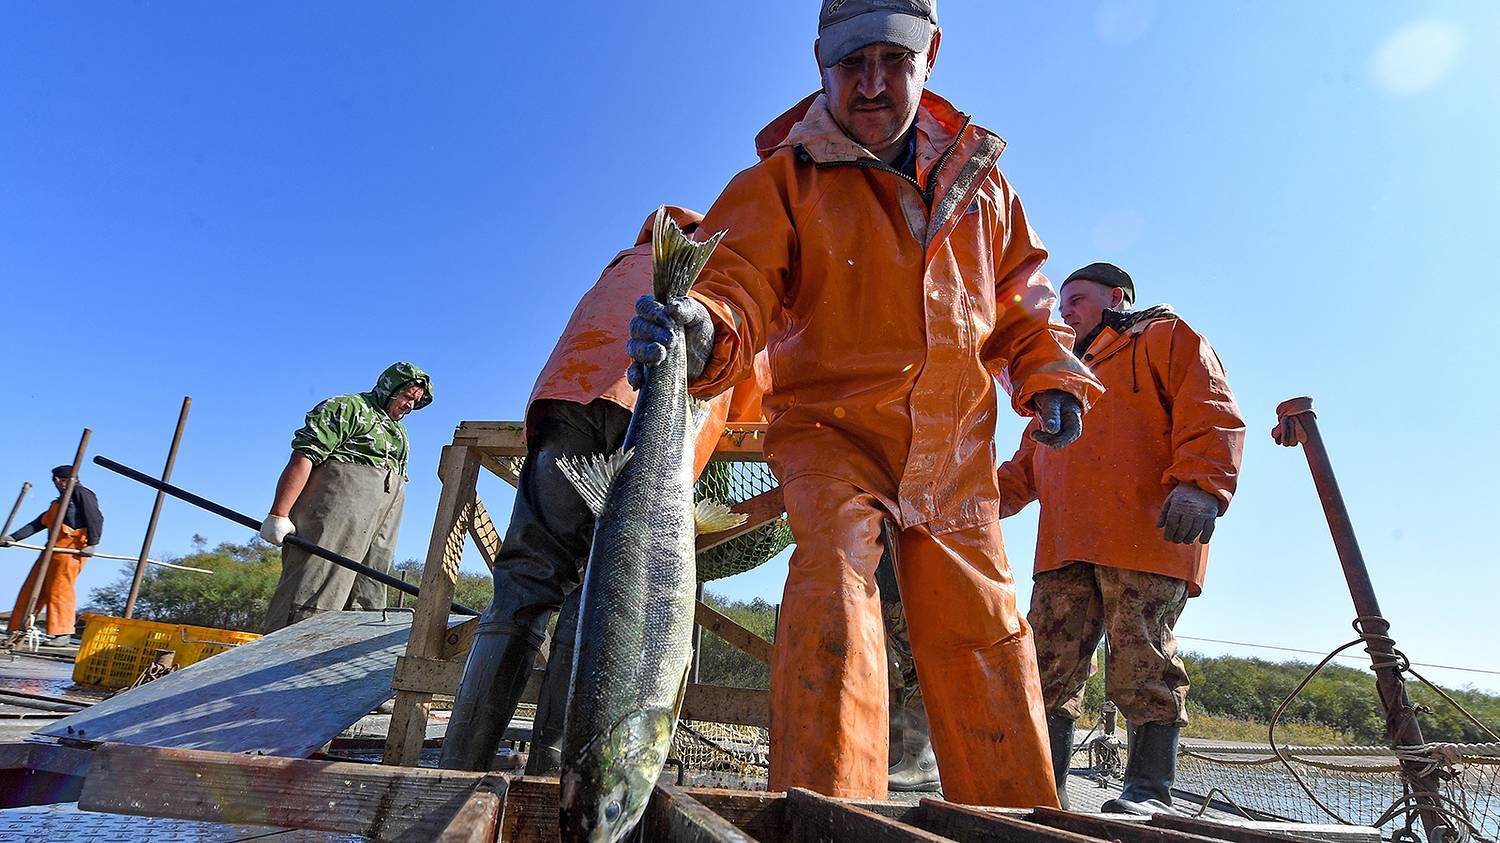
[1029,390,1084,449]
[80,545,97,558]
[0,535,12,547]
[627,294,715,389]
[1157,483,1221,544]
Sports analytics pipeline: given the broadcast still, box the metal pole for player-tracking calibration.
[690,582,705,684]
[92,455,479,616]
[17,429,91,639]
[2,482,31,540]
[125,396,191,618]
[1274,396,1446,841]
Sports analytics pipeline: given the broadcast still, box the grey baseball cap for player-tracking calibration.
[817,0,938,67]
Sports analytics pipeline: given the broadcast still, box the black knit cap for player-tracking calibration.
[1062,262,1135,305]
[51,465,72,478]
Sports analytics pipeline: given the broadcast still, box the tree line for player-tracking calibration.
[88,541,1499,745]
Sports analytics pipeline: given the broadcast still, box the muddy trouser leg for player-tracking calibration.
[1096,566,1189,814]
[525,584,580,775]
[440,399,630,772]
[262,462,390,632]
[347,474,404,611]
[1027,563,1106,809]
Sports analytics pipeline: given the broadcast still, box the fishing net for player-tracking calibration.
[1175,742,1500,841]
[668,720,770,790]
[693,457,792,583]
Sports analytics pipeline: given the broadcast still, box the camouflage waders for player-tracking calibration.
[1028,561,1189,726]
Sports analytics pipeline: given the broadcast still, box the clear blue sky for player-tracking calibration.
[3,3,1497,693]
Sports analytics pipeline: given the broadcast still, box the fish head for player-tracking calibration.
[559,707,676,842]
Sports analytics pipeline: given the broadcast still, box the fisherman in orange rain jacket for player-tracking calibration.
[997,262,1245,814]
[627,1,1103,806]
[3,466,105,644]
[440,207,773,775]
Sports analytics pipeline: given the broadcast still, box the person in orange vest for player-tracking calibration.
[440,206,774,775]
[626,0,1103,805]
[998,262,1245,814]
[2,466,104,644]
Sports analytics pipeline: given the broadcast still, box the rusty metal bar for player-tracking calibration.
[2,481,31,540]
[125,396,191,618]
[92,455,478,615]
[14,429,91,641]
[1273,396,1446,841]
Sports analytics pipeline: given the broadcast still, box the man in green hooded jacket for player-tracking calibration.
[259,362,434,631]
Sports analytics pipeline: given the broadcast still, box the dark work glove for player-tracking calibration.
[627,295,715,389]
[1157,484,1220,544]
[1029,390,1083,449]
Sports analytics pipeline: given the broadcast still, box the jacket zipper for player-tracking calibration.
[809,116,973,208]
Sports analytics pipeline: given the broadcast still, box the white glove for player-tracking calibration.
[260,515,295,546]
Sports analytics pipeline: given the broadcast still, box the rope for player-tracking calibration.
[1261,617,1500,841]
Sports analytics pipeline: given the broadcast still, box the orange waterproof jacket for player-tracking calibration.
[687,91,1102,532]
[997,308,1245,595]
[528,206,769,473]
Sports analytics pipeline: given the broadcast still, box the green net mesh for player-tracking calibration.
[693,458,793,583]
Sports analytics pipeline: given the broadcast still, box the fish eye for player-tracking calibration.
[605,799,622,823]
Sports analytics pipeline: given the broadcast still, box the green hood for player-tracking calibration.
[369,362,434,412]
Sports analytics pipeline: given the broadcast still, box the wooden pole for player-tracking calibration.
[125,396,191,618]
[1,482,31,540]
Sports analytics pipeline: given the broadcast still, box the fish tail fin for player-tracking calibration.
[556,448,632,517]
[652,205,725,302]
[694,499,748,535]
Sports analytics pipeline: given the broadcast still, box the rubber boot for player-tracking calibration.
[524,588,581,776]
[438,631,540,771]
[1047,715,1074,811]
[1101,722,1181,815]
[887,688,942,793]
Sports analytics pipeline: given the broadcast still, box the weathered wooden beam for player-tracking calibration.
[1150,814,1379,843]
[680,683,770,728]
[697,487,786,553]
[785,787,955,842]
[0,741,95,777]
[1028,807,1224,843]
[437,785,505,843]
[80,743,489,841]
[442,616,482,660]
[454,421,771,463]
[468,495,501,570]
[912,799,1096,843]
[695,600,775,665]
[500,776,561,843]
[644,782,760,842]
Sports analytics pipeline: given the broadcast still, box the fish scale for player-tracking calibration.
[556,208,737,843]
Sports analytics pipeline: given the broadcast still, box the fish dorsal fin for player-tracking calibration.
[694,499,749,535]
[556,448,632,517]
[652,205,726,302]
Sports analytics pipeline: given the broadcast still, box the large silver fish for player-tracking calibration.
[556,207,744,842]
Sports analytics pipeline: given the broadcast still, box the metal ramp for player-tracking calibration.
[37,611,456,758]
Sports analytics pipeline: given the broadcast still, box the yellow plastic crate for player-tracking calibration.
[73,613,261,689]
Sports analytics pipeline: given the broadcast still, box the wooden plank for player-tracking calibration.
[913,799,1097,843]
[680,684,770,728]
[1029,807,1226,843]
[387,443,480,766]
[785,787,955,842]
[1151,814,1379,843]
[644,782,760,842]
[438,784,506,843]
[454,421,770,461]
[673,787,787,843]
[442,616,482,660]
[697,487,786,553]
[500,775,561,843]
[40,611,414,758]
[80,743,487,842]
[705,423,771,461]
[393,655,466,695]
[695,600,775,665]
[0,741,95,777]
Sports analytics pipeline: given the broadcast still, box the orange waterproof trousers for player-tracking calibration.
[7,527,88,636]
[769,475,1060,807]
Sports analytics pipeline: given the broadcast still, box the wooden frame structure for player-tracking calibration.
[40,741,1377,842]
[383,421,788,767]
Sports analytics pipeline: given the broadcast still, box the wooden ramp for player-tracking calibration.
[37,611,459,757]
